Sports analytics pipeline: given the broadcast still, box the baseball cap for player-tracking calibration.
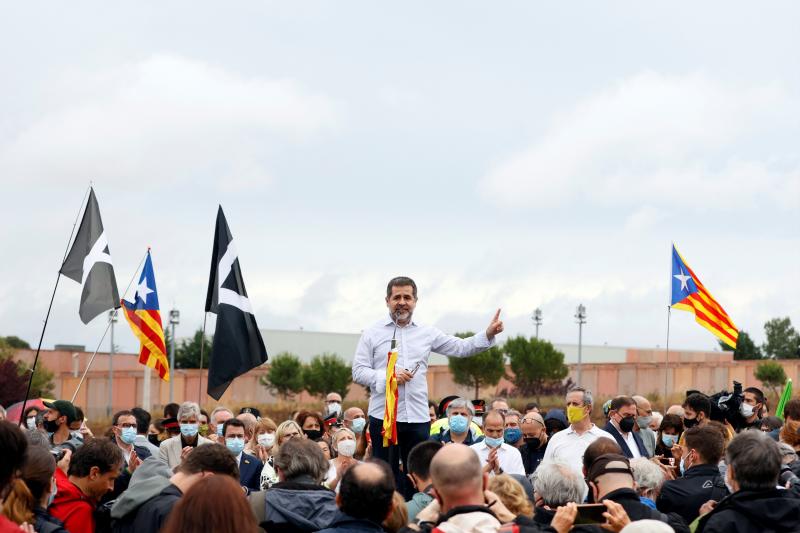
[587,453,634,482]
[44,400,78,424]
[239,407,261,418]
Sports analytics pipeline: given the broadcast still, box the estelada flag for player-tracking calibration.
[122,250,169,381]
[382,336,399,447]
[671,245,738,349]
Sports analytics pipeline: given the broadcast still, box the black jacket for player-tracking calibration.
[602,487,689,533]
[697,488,800,533]
[33,507,70,533]
[520,441,548,476]
[656,463,728,524]
[603,421,649,458]
[131,483,182,532]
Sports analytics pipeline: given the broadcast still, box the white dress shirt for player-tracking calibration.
[353,315,494,423]
[470,441,526,476]
[541,424,615,475]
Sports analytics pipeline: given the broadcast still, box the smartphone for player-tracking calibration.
[659,457,675,466]
[574,503,607,525]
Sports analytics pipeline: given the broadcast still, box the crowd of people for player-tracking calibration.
[2,385,800,533]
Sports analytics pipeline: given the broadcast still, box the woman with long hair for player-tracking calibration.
[161,474,258,533]
[2,445,69,533]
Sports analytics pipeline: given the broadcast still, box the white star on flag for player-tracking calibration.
[136,279,153,304]
[674,269,692,292]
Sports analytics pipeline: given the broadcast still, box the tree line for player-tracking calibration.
[720,317,800,360]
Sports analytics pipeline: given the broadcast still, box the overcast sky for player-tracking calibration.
[1,2,797,355]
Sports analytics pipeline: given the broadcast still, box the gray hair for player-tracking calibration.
[532,461,585,507]
[177,401,201,422]
[274,437,329,483]
[445,398,475,417]
[630,458,664,498]
[727,430,781,491]
[210,406,233,423]
[567,387,593,407]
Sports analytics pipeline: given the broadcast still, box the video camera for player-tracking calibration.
[687,380,744,428]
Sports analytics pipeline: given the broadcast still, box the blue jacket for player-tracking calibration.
[239,452,264,492]
[603,421,649,458]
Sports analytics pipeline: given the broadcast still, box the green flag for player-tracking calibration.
[776,378,793,420]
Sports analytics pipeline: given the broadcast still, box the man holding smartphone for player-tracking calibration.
[353,276,504,495]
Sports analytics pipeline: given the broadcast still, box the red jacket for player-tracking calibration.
[0,514,22,533]
[49,468,96,533]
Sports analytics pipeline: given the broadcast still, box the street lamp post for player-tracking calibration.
[575,304,586,386]
[108,310,118,417]
[532,308,543,339]
[169,308,180,403]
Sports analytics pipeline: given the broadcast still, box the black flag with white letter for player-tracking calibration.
[60,188,120,324]
[204,206,268,400]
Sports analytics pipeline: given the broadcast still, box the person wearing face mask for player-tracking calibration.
[222,419,263,493]
[296,410,326,440]
[159,402,212,470]
[734,387,765,432]
[679,393,711,435]
[1,444,69,533]
[518,413,548,476]
[253,418,279,490]
[632,395,657,457]
[654,414,684,459]
[470,410,525,476]
[324,428,360,492]
[431,398,484,445]
[603,396,649,459]
[656,425,727,525]
[405,440,443,522]
[23,407,41,432]
[503,410,524,449]
[43,400,83,450]
[541,387,614,477]
[325,392,343,420]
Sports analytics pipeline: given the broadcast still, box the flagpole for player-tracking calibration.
[70,250,148,404]
[198,312,208,403]
[663,306,672,413]
[18,186,91,425]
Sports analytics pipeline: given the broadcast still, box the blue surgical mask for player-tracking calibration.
[351,417,366,434]
[484,436,504,448]
[120,427,137,445]
[226,437,245,455]
[47,479,57,508]
[679,456,685,476]
[216,425,224,437]
[661,434,678,447]
[504,427,522,444]
[449,415,469,434]
[180,423,199,437]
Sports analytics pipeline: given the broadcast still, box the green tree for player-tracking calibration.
[448,331,506,400]
[504,336,569,401]
[1,336,31,349]
[718,330,762,360]
[260,352,305,400]
[302,353,351,398]
[763,317,800,359]
[754,360,788,400]
[0,339,55,403]
[174,328,213,369]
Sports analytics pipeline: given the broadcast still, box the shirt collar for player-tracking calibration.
[385,314,417,327]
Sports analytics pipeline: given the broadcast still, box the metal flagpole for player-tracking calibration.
[663,306,672,413]
[198,313,208,403]
[18,186,91,425]
[70,250,148,403]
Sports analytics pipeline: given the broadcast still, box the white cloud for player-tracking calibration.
[479,71,800,211]
[0,54,341,187]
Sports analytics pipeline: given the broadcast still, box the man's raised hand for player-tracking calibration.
[486,308,504,340]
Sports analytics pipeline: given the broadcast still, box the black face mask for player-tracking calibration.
[683,416,699,429]
[304,429,323,440]
[524,437,541,449]
[619,416,636,433]
[148,434,160,447]
[43,419,60,433]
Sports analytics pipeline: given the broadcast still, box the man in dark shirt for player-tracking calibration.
[129,443,239,531]
[519,412,548,475]
[657,425,727,525]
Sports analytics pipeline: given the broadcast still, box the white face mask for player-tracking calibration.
[337,439,356,457]
[327,402,342,417]
[258,432,276,448]
[740,403,755,418]
[26,417,37,430]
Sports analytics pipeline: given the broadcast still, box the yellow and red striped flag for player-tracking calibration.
[382,337,399,446]
[671,245,738,349]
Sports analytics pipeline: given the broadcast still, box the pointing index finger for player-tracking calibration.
[493,308,502,321]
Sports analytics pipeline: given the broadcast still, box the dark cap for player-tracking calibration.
[161,417,180,431]
[438,395,460,417]
[239,407,261,418]
[587,453,633,482]
[472,399,487,416]
[44,400,78,424]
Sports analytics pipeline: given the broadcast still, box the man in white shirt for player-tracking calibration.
[352,276,504,495]
[470,410,525,476]
[541,387,614,476]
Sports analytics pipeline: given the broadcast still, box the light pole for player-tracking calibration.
[575,304,586,385]
[169,308,180,403]
[532,308,543,339]
[108,310,118,417]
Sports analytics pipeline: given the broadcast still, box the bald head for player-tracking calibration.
[430,443,484,506]
[632,395,652,412]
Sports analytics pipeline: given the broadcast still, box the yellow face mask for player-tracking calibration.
[567,405,586,424]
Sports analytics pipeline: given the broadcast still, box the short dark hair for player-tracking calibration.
[386,277,417,299]
[164,403,180,419]
[525,402,539,412]
[609,396,636,412]
[74,406,84,423]
[583,437,622,473]
[339,461,395,524]
[683,393,711,418]
[177,444,239,478]
[406,441,443,480]
[744,387,765,406]
[223,418,246,437]
[131,407,152,435]
[113,410,135,426]
[659,414,684,435]
[0,421,28,490]
[727,431,781,491]
[68,438,124,478]
[684,425,725,464]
